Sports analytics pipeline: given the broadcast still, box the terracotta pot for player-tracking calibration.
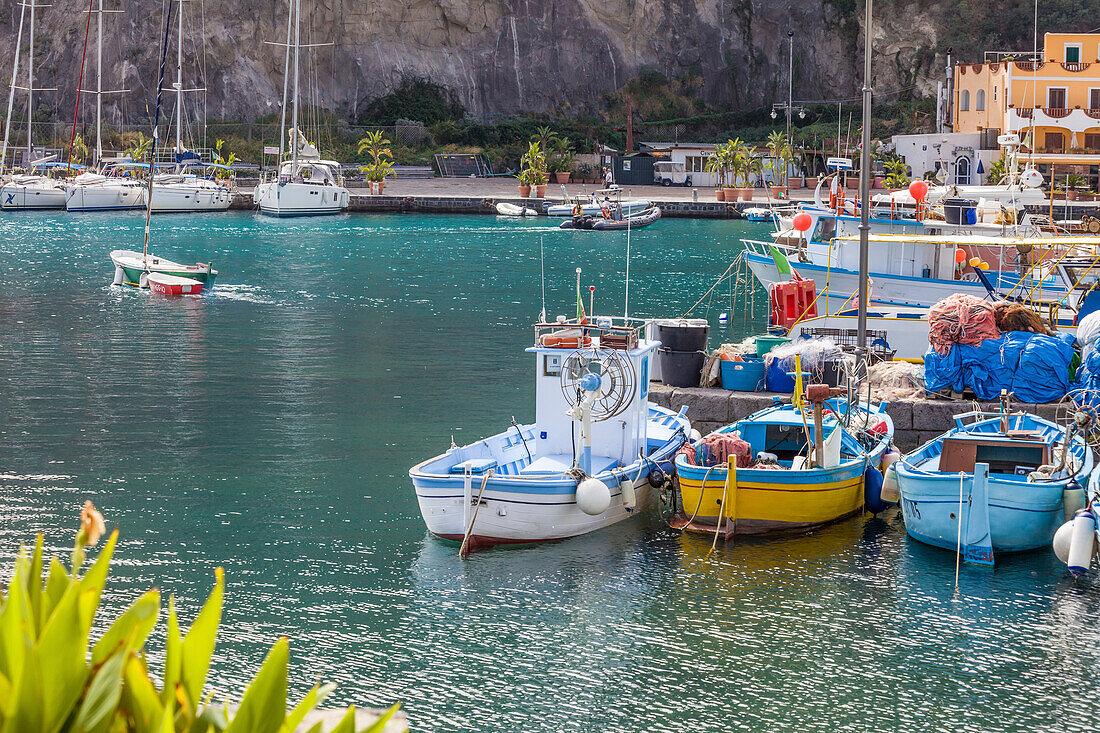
[553,172,571,184]
[519,185,532,197]
[805,177,818,188]
[376,180,385,194]
[715,188,726,201]
[536,184,547,197]
[723,187,739,201]
[740,188,754,201]
[789,178,804,189]
[770,185,787,198]
[1067,190,1079,200]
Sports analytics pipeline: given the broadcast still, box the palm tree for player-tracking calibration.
[704,142,729,188]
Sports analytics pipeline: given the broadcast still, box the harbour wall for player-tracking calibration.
[228,188,1100,220]
[229,191,743,217]
[648,384,1065,451]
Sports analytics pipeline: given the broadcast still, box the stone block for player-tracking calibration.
[648,384,673,409]
[730,392,778,421]
[911,400,964,432]
[884,401,913,431]
[692,421,723,436]
[669,387,731,424]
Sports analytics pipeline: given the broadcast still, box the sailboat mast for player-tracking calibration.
[0,0,28,173]
[277,0,292,163]
[174,0,183,155]
[142,0,176,263]
[26,0,34,165]
[95,0,103,165]
[290,0,300,173]
[857,0,873,348]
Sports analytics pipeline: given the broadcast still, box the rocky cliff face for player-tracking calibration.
[0,0,947,124]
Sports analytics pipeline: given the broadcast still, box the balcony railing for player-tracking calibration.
[1061,62,1092,72]
[1014,106,1034,118]
[1044,107,1072,118]
[1014,60,1045,72]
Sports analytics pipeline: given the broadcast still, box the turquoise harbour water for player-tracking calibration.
[2,211,1099,732]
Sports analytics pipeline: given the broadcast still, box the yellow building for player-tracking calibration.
[954,32,1100,177]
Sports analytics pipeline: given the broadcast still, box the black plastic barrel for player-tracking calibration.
[655,319,709,352]
[943,198,977,225]
[659,348,705,387]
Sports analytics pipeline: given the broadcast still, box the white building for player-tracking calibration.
[891,132,1000,184]
[638,141,794,187]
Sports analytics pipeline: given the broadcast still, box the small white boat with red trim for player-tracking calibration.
[409,312,690,554]
[146,272,204,295]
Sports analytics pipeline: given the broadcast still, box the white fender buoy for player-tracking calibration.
[619,477,637,511]
[576,477,611,515]
[690,429,702,442]
[880,450,901,502]
[1053,520,1074,565]
[1068,509,1097,577]
[138,272,149,289]
[112,266,125,286]
[1063,480,1086,521]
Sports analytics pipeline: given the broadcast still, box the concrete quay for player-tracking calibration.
[648,384,1067,451]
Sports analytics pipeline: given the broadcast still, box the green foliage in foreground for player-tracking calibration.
[0,511,400,733]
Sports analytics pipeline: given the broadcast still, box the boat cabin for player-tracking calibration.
[277,159,341,185]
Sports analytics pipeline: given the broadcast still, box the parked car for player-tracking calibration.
[654,161,691,187]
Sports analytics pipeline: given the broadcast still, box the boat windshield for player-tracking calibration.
[278,161,339,184]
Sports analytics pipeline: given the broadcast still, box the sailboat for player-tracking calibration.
[149,0,233,213]
[0,0,72,210]
[109,1,216,291]
[252,0,348,217]
[67,0,147,212]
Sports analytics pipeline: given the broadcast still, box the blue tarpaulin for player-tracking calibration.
[926,331,1076,403]
[1012,333,1075,403]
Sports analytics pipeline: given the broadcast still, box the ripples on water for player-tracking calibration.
[1,212,1099,731]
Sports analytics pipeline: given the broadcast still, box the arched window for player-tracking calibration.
[976,89,986,110]
[960,89,970,111]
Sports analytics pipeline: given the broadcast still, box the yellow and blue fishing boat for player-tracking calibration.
[671,385,895,538]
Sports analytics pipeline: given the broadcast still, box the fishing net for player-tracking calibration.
[928,294,999,355]
[866,360,925,401]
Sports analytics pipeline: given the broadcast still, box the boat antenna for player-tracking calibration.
[857,0,873,349]
[539,234,546,322]
[576,267,583,320]
[624,190,632,320]
[0,0,28,174]
[141,0,176,265]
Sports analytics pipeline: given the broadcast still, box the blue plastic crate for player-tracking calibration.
[720,358,765,391]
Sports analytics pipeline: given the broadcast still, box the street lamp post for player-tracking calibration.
[787,30,794,140]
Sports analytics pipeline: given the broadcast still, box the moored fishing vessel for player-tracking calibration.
[672,381,895,537]
[409,315,689,552]
[896,401,1091,564]
[107,0,217,291]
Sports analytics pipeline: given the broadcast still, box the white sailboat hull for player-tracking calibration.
[0,179,67,210]
[66,181,146,211]
[253,180,348,217]
[150,180,233,212]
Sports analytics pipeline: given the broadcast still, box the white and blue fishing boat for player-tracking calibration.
[896,403,1092,564]
[409,316,689,552]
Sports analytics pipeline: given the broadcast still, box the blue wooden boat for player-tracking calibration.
[409,317,690,552]
[896,409,1092,564]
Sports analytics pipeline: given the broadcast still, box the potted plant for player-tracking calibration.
[741,150,762,201]
[519,141,547,197]
[786,144,802,189]
[357,130,394,194]
[548,136,576,184]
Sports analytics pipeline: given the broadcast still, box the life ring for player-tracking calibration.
[600,204,612,219]
[539,329,593,348]
[572,203,583,216]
